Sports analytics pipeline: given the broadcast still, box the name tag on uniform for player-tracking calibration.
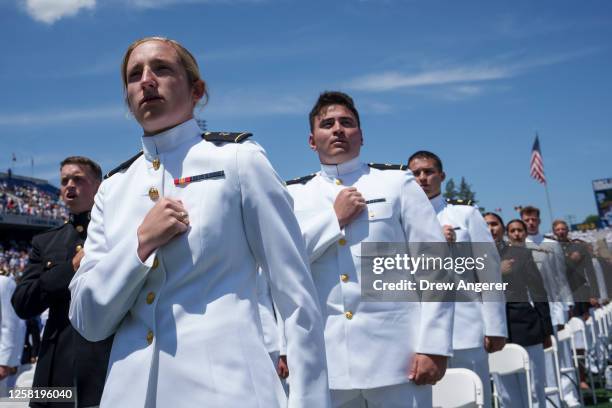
[366,198,386,204]
[174,170,225,186]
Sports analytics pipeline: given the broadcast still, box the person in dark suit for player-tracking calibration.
[484,214,553,408]
[11,156,112,408]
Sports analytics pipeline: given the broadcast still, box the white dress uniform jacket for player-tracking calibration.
[429,195,507,349]
[0,275,25,367]
[69,119,330,408]
[526,234,573,326]
[286,157,454,390]
[0,274,26,397]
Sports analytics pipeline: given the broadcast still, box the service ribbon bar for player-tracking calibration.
[174,170,225,186]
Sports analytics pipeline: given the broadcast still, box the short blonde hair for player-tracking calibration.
[121,36,208,106]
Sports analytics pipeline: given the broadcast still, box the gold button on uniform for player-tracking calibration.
[152,257,159,269]
[340,274,349,282]
[75,245,83,252]
[76,225,84,233]
[148,187,159,201]
[152,158,160,170]
[46,261,52,268]
[338,238,347,246]
[146,330,154,345]
[335,178,343,185]
[146,292,155,304]
[345,311,353,320]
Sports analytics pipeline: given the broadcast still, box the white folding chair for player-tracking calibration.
[594,308,610,363]
[557,326,585,406]
[567,317,597,404]
[543,336,563,407]
[585,314,605,380]
[432,368,484,408]
[488,344,532,408]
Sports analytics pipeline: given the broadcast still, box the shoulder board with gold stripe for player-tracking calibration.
[286,173,316,186]
[446,198,474,206]
[202,132,252,143]
[367,163,407,170]
[104,151,143,180]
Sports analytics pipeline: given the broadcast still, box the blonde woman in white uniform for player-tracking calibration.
[69,37,330,408]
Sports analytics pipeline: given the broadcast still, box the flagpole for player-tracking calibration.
[544,182,554,229]
[530,133,554,230]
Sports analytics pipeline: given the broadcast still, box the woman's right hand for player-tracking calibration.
[137,198,189,261]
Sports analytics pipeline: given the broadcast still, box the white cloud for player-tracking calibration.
[200,91,394,118]
[346,49,597,92]
[437,85,485,102]
[23,0,96,24]
[203,92,309,118]
[347,67,509,92]
[0,106,124,126]
[126,0,262,8]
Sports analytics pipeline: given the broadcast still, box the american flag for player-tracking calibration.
[530,135,546,184]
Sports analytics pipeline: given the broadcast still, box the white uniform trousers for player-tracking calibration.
[493,344,546,408]
[331,383,431,408]
[449,347,491,408]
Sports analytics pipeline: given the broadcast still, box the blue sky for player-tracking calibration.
[1,0,610,229]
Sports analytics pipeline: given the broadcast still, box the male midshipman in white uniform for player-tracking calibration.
[68,37,330,408]
[408,151,507,408]
[286,91,454,408]
[0,273,25,397]
[521,206,578,408]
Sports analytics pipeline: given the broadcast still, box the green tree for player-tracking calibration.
[457,177,477,204]
[443,178,457,200]
[583,214,600,224]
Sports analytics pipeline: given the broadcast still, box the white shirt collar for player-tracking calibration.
[320,156,363,178]
[527,233,544,244]
[141,119,201,159]
[429,194,446,214]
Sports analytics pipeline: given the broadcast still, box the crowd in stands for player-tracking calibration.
[570,226,612,247]
[0,180,68,220]
[0,241,30,278]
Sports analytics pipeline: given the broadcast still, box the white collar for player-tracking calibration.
[320,156,363,178]
[429,194,446,214]
[527,233,544,244]
[141,119,201,159]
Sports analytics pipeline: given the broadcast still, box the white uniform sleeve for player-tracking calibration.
[256,267,280,355]
[0,277,25,367]
[400,173,454,356]
[466,208,507,338]
[237,143,330,408]
[592,258,608,300]
[290,189,345,263]
[550,241,574,305]
[69,180,154,341]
